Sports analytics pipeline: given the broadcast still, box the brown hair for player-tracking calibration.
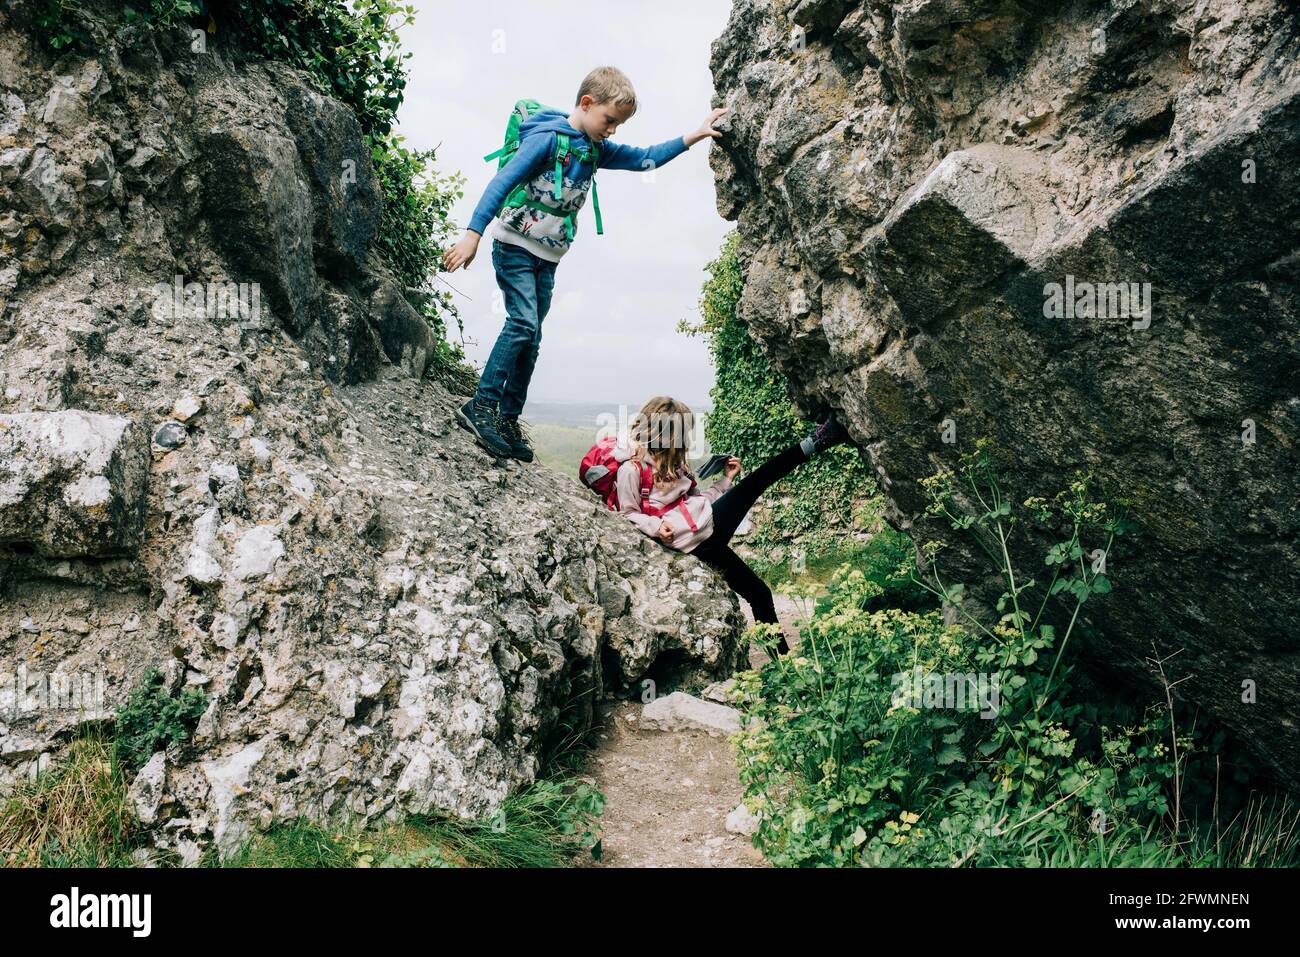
[630,396,694,484]
[575,66,637,110]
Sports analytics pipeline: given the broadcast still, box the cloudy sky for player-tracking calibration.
[394,0,737,410]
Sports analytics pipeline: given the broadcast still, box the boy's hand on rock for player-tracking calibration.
[443,233,480,272]
[685,107,729,147]
[657,521,675,543]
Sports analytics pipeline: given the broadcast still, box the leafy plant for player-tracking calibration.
[32,0,93,50]
[730,442,1290,866]
[372,134,477,391]
[113,668,207,774]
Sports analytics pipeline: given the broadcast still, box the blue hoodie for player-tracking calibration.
[468,108,689,262]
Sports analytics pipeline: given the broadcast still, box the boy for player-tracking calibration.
[442,65,727,461]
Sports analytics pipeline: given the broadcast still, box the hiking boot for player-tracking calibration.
[801,412,850,457]
[497,415,535,463]
[455,397,512,458]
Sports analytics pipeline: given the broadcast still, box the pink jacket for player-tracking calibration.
[616,457,733,553]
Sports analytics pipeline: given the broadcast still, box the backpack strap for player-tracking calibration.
[549,135,603,236]
[638,461,655,509]
[489,127,604,239]
[553,134,570,201]
[581,142,603,235]
[676,499,698,532]
[590,177,603,235]
[637,462,698,532]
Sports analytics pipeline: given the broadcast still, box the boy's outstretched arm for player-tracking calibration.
[443,132,555,271]
[598,107,729,172]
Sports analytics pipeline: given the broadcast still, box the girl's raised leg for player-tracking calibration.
[708,415,849,546]
[708,442,807,546]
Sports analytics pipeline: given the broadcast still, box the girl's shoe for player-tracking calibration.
[802,413,850,456]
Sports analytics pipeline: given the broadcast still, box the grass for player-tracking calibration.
[950,792,1300,867]
[0,732,140,867]
[528,422,601,476]
[1185,792,1300,867]
[216,773,605,868]
[1,690,607,868]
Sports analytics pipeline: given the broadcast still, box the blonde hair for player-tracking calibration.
[631,396,694,484]
[575,66,637,110]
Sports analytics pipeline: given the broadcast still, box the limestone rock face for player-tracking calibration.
[710,1,1300,785]
[0,7,746,859]
[0,410,147,556]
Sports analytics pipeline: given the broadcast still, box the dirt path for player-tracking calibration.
[579,592,807,868]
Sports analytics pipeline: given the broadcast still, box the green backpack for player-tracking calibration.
[483,98,604,241]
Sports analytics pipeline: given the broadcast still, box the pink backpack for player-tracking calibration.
[579,437,699,529]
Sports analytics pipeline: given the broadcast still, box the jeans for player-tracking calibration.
[475,239,558,417]
[691,441,809,649]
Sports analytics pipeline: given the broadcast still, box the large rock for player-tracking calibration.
[195,79,319,335]
[640,691,742,737]
[0,9,749,861]
[367,279,435,380]
[710,0,1300,787]
[275,64,383,279]
[0,410,147,557]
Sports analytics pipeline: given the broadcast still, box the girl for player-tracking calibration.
[615,395,850,655]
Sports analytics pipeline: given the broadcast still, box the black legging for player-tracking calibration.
[690,441,808,653]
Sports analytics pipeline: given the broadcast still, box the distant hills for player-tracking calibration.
[523,399,713,430]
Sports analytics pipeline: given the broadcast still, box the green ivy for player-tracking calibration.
[32,0,93,50]
[372,135,477,393]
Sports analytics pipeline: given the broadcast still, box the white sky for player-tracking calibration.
[394,0,737,410]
